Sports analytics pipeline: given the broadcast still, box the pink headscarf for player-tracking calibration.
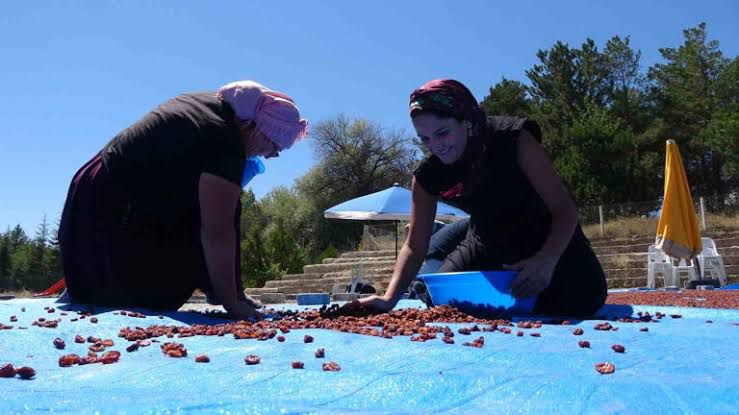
[217,80,308,150]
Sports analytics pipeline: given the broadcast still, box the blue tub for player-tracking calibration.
[417,271,537,315]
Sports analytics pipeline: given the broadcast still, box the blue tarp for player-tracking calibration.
[1,298,738,414]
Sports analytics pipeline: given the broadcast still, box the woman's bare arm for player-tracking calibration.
[357,177,438,311]
[199,173,260,318]
[516,129,578,259]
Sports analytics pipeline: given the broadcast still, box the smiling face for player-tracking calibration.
[412,112,468,165]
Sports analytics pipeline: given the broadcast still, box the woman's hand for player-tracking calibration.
[504,253,558,298]
[224,299,263,320]
[241,293,263,309]
[347,295,397,314]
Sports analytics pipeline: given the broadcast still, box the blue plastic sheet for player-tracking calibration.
[1,298,738,414]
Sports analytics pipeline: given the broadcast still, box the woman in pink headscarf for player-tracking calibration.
[58,81,307,318]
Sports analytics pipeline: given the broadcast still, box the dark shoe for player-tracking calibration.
[410,280,433,308]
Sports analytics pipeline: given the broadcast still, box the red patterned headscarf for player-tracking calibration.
[409,79,485,127]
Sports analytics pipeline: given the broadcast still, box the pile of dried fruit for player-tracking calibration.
[5,300,705,380]
[606,290,739,309]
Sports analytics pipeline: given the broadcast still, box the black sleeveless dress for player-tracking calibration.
[413,116,607,316]
[58,92,245,309]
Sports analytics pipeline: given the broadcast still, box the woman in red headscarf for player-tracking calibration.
[357,79,607,316]
[58,81,307,318]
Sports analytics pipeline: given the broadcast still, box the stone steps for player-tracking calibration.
[607,274,739,289]
[321,269,394,279]
[250,231,739,299]
[263,281,391,295]
[323,256,396,264]
[591,236,739,255]
[265,275,393,290]
[303,260,397,274]
[601,264,739,279]
[244,287,279,294]
[278,273,324,281]
[598,252,738,268]
[309,248,739,276]
[588,231,739,248]
[338,250,396,259]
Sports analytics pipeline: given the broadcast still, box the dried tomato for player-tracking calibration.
[322,361,341,371]
[15,366,36,380]
[58,354,81,367]
[0,364,16,378]
[595,362,615,374]
[101,351,121,364]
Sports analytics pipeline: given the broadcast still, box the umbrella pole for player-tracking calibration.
[395,221,398,259]
[693,259,702,282]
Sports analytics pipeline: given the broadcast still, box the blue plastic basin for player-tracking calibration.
[417,271,537,315]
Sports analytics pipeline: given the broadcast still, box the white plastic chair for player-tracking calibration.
[698,237,727,286]
[647,245,675,288]
[672,257,698,287]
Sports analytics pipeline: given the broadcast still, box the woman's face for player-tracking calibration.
[412,113,468,165]
[241,123,280,159]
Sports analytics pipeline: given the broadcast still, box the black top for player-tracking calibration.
[414,116,569,264]
[100,92,244,232]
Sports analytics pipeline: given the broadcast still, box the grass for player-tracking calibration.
[707,214,739,232]
[0,288,34,298]
[583,216,658,240]
[583,213,739,240]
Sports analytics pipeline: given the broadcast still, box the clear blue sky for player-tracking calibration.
[1,0,738,235]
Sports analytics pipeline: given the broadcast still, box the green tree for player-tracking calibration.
[604,36,650,133]
[240,223,272,288]
[557,104,638,204]
[648,22,735,195]
[0,234,11,289]
[296,115,417,255]
[482,78,531,116]
[26,215,50,290]
[44,215,63,283]
[263,217,306,275]
[239,189,267,241]
[260,186,309,274]
[310,115,416,200]
[7,225,29,250]
[238,189,271,287]
[526,39,612,157]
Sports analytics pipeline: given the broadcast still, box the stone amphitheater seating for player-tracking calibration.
[245,230,739,303]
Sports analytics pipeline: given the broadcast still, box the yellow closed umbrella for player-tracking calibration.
[655,139,702,260]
